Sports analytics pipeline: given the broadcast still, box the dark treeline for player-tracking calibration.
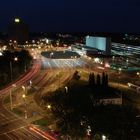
[0,50,32,88]
[88,72,109,88]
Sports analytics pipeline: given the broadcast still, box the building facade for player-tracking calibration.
[85,36,111,55]
[8,18,29,45]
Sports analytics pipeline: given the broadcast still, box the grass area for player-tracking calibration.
[27,87,37,96]
[43,77,140,139]
[12,108,23,116]
[4,96,10,104]
[32,118,48,126]
[123,91,140,106]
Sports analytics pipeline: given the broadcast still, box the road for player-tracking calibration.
[0,48,139,139]
[0,52,86,140]
[0,59,56,140]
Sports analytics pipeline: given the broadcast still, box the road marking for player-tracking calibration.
[0,118,21,126]
[6,132,19,140]
[5,133,13,140]
[0,113,5,117]
[22,127,42,139]
[0,125,27,135]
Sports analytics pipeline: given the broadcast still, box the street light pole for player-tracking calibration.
[22,94,27,119]
[9,84,16,110]
[9,90,13,110]
[137,72,140,78]
[10,61,12,82]
[22,86,28,119]
[10,57,18,82]
[65,86,68,93]
[118,68,122,89]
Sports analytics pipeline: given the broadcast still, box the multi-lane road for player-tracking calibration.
[0,60,49,140]
[0,48,139,139]
[0,51,87,140]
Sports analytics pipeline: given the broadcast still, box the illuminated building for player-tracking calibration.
[86,36,111,55]
[8,18,29,45]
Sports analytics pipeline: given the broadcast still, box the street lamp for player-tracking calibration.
[47,104,52,109]
[22,85,27,94]
[22,85,28,119]
[102,135,106,140]
[65,86,68,93]
[22,94,27,119]
[0,52,3,56]
[29,80,32,87]
[126,58,129,68]
[137,72,140,78]
[117,68,122,90]
[86,125,91,137]
[22,94,26,98]
[118,68,122,74]
[10,57,18,82]
[9,84,16,110]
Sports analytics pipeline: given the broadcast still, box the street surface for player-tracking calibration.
[0,48,139,139]
[0,51,87,140]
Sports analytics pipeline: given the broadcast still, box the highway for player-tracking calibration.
[0,58,57,139]
[0,51,86,140]
[0,48,139,139]
[0,62,48,139]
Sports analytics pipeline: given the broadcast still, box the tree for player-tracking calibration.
[88,73,95,87]
[105,74,109,86]
[96,74,101,86]
[102,72,106,87]
[73,71,80,81]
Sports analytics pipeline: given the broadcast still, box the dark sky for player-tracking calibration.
[0,0,140,32]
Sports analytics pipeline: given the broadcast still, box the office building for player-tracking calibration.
[8,18,29,45]
[86,36,111,55]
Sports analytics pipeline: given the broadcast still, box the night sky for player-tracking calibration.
[0,0,140,32]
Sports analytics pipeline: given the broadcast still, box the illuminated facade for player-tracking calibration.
[8,18,29,45]
[86,36,111,55]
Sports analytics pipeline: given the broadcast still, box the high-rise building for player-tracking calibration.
[86,36,111,55]
[8,18,29,45]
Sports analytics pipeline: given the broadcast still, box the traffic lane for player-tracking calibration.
[0,118,27,134]
[0,134,11,140]
[0,126,47,140]
[5,127,46,140]
[0,61,41,95]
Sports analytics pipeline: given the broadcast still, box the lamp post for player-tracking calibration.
[22,94,27,119]
[117,68,122,90]
[9,40,12,50]
[9,84,16,110]
[47,104,52,109]
[22,85,28,119]
[65,86,68,93]
[10,57,18,82]
[10,61,12,82]
[102,135,106,140]
[29,80,32,87]
[9,89,12,110]
[137,72,140,78]
[22,85,27,95]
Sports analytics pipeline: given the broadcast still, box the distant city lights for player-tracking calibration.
[94,58,100,63]
[0,52,3,56]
